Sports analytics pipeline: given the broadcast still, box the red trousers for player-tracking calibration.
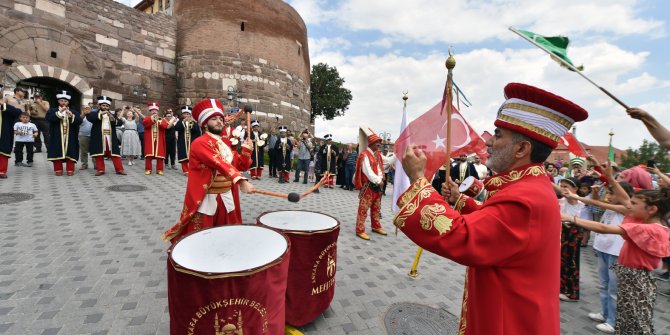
[279,171,290,182]
[179,196,240,240]
[180,161,189,174]
[327,175,335,187]
[145,156,164,172]
[356,186,382,234]
[250,167,264,178]
[0,155,7,175]
[95,151,123,173]
[53,159,76,175]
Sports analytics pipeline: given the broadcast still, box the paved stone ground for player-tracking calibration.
[0,154,669,335]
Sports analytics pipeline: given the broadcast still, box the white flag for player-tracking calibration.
[392,102,411,212]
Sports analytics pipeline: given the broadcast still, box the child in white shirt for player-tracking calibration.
[13,113,38,167]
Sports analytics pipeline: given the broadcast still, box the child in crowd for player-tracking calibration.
[563,159,634,334]
[557,177,586,302]
[13,112,38,167]
[563,187,670,334]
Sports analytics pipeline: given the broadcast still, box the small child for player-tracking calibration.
[13,112,38,167]
[563,188,670,334]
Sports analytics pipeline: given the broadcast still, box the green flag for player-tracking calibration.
[518,29,584,71]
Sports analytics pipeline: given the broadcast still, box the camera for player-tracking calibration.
[647,159,656,168]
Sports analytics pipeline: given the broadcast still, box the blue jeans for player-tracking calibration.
[344,164,356,189]
[596,250,618,326]
[294,159,310,182]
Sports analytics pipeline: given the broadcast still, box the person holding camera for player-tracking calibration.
[353,129,387,240]
[293,129,313,184]
[30,94,50,153]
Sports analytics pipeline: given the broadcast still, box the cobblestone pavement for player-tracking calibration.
[0,155,669,335]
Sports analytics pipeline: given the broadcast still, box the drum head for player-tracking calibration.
[458,176,475,192]
[258,211,338,232]
[171,225,288,274]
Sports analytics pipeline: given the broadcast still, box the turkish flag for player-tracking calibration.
[560,132,587,157]
[394,102,488,181]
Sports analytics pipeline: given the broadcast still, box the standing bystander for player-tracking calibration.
[13,112,38,167]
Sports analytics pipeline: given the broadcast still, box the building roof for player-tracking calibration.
[134,0,154,11]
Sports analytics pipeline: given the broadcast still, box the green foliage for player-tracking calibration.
[310,63,352,121]
[619,139,670,170]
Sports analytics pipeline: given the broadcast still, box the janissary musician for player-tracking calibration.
[162,99,254,243]
[353,126,387,240]
[0,93,23,178]
[87,95,126,176]
[46,90,82,176]
[174,106,201,176]
[395,83,588,335]
[142,102,173,175]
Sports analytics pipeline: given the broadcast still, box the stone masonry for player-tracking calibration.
[0,0,312,132]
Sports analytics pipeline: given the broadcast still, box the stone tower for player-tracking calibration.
[174,0,312,132]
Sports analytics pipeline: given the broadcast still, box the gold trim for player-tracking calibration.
[484,165,546,189]
[454,194,467,212]
[393,178,434,229]
[458,270,469,335]
[501,102,572,129]
[497,114,560,142]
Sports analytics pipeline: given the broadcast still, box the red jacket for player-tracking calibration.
[162,132,252,242]
[142,116,168,158]
[354,148,383,189]
[394,163,560,335]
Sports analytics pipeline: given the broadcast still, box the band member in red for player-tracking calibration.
[46,90,82,176]
[162,99,254,243]
[142,102,174,175]
[395,83,588,335]
[0,94,23,178]
[249,120,267,180]
[174,106,200,176]
[88,96,126,176]
[354,127,386,240]
[274,126,293,183]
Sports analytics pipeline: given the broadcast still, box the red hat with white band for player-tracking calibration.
[495,83,588,148]
[192,98,225,126]
[148,102,160,111]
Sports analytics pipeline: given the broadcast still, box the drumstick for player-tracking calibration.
[252,189,301,203]
[299,172,330,199]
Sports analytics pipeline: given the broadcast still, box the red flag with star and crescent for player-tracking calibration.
[560,132,587,157]
[394,101,488,181]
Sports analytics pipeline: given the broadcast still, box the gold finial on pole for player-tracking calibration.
[409,50,457,279]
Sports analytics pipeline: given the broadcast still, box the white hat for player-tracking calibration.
[278,126,288,133]
[324,134,333,141]
[181,106,192,114]
[56,90,71,101]
[97,95,111,106]
[251,120,260,127]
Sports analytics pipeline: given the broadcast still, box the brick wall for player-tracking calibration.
[0,0,177,109]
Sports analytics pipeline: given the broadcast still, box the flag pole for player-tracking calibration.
[409,50,457,278]
[508,27,629,109]
[396,91,409,237]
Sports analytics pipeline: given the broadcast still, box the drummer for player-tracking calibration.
[162,99,255,243]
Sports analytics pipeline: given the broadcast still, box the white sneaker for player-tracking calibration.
[588,312,606,322]
[595,323,615,333]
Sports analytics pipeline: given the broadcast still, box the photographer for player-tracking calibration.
[164,109,178,170]
[30,94,50,153]
[293,129,313,184]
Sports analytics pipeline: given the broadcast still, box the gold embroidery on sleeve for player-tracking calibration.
[419,204,452,234]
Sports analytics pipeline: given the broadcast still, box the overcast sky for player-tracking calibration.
[115,0,670,149]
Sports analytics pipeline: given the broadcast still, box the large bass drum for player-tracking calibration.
[167,225,290,334]
[257,210,340,326]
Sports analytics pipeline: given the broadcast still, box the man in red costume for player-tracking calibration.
[142,102,175,175]
[354,127,387,240]
[395,83,588,335]
[162,99,254,243]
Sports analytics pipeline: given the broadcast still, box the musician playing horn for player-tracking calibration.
[274,126,293,183]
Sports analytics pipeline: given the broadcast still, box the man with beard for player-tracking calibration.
[142,102,175,175]
[162,99,254,243]
[450,153,479,184]
[46,90,82,176]
[394,83,588,335]
[274,126,293,183]
[87,96,126,176]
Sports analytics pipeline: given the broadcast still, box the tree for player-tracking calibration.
[619,139,670,170]
[310,63,352,121]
